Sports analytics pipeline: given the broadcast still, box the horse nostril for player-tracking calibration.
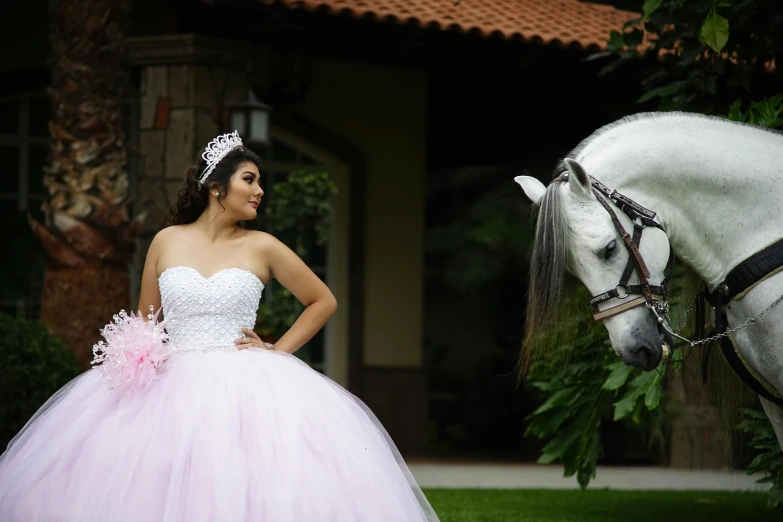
[623,344,655,369]
[637,344,663,370]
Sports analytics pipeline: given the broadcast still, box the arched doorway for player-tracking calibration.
[265,126,352,387]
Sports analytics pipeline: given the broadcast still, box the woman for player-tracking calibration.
[0,131,439,522]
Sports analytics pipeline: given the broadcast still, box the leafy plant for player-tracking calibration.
[726,94,783,129]
[426,166,534,292]
[424,165,537,453]
[0,313,80,448]
[264,170,336,258]
[737,409,783,508]
[525,292,673,489]
[596,0,783,112]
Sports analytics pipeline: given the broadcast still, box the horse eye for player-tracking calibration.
[603,240,617,260]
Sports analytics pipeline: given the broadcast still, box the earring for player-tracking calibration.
[214,192,219,197]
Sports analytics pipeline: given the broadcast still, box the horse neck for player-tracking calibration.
[579,115,783,288]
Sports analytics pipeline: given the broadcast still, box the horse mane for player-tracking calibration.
[551,111,783,180]
[520,179,570,376]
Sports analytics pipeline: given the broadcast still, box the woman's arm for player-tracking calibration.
[137,231,165,319]
[259,234,337,355]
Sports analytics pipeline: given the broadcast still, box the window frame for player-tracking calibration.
[261,137,329,372]
[0,93,50,318]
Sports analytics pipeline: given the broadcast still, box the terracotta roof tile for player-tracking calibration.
[261,0,640,50]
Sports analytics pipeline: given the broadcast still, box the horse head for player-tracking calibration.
[516,159,672,372]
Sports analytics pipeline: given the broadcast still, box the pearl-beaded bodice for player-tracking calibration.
[158,266,264,353]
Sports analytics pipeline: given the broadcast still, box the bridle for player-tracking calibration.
[552,171,783,402]
[553,172,684,346]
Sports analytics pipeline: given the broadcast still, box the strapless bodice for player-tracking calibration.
[158,266,264,353]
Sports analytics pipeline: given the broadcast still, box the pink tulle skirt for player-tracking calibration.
[0,348,439,521]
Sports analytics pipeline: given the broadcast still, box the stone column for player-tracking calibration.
[127,35,263,299]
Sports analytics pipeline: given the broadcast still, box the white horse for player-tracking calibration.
[515,112,783,451]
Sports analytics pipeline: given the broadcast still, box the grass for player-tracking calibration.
[423,489,780,522]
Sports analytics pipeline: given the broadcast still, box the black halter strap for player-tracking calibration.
[589,177,660,228]
[553,172,669,321]
[587,223,669,308]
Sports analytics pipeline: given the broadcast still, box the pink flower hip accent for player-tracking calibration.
[91,307,173,396]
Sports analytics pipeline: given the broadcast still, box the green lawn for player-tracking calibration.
[423,489,779,522]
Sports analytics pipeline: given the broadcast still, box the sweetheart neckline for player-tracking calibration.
[158,266,265,287]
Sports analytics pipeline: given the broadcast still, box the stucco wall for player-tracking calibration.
[288,58,427,368]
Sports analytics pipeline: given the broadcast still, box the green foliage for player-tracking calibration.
[737,409,783,508]
[524,255,697,487]
[423,166,537,452]
[642,0,662,19]
[264,170,336,258]
[0,313,80,448]
[256,286,302,342]
[254,170,336,357]
[525,301,673,489]
[524,318,610,488]
[598,0,782,111]
[699,9,729,53]
[426,166,534,292]
[726,94,783,129]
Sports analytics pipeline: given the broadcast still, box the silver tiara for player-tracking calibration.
[198,131,243,186]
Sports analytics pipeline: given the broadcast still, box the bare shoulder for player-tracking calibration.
[244,230,283,251]
[139,226,184,285]
[154,224,185,240]
[149,225,185,250]
[147,226,194,268]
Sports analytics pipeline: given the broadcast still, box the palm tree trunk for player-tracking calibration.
[32,0,137,370]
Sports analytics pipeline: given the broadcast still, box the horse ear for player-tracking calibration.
[564,158,592,199]
[514,176,546,204]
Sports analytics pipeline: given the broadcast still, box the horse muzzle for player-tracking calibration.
[622,343,663,372]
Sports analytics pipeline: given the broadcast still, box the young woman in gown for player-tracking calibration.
[0,131,440,522]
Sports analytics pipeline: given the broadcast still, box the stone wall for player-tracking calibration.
[128,35,255,299]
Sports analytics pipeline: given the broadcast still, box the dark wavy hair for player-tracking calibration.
[169,145,263,225]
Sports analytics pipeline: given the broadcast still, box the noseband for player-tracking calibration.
[553,172,674,324]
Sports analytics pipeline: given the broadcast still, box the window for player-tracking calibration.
[0,95,50,318]
[259,137,328,373]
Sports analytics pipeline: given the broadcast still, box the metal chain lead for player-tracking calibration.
[688,292,783,347]
[674,296,698,334]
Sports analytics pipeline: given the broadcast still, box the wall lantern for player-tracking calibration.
[226,87,271,148]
